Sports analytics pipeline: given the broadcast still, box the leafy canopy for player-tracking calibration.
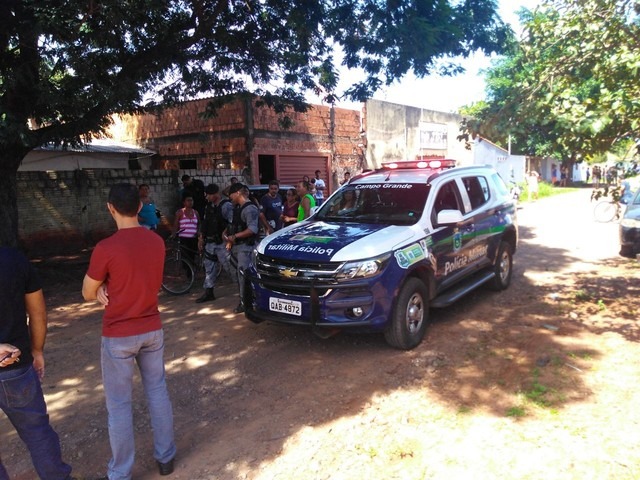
[1,0,510,164]
[459,0,640,162]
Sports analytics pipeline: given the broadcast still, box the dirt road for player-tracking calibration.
[2,188,639,479]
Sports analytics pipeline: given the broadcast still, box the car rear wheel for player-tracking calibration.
[384,278,429,350]
[619,245,635,258]
[489,241,513,291]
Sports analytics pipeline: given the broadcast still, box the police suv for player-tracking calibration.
[243,160,518,349]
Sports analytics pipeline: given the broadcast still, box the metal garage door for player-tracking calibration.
[277,155,331,194]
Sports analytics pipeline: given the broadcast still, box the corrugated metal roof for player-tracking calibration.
[35,139,155,155]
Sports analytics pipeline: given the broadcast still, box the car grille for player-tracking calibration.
[255,253,343,295]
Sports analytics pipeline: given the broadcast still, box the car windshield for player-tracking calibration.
[315,183,430,225]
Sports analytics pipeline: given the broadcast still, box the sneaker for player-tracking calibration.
[233,304,245,314]
[158,457,175,476]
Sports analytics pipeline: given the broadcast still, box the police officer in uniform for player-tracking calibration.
[196,184,237,303]
[223,183,260,313]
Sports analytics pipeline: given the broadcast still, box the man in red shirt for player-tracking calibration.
[82,183,176,478]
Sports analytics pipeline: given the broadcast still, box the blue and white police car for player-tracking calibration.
[243,160,518,349]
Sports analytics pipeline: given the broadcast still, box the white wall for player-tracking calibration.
[365,99,472,168]
[471,138,526,183]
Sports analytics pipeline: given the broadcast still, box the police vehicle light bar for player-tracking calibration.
[382,159,457,170]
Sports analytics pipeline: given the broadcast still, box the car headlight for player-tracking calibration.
[621,218,640,228]
[336,253,391,280]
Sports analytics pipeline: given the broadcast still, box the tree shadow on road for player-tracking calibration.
[4,232,638,479]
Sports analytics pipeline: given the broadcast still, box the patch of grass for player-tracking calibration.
[506,406,526,417]
[356,444,378,459]
[457,406,472,415]
[597,299,606,311]
[518,367,564,409]
[520,182,580,203]
[574,289,592,302]
[568,351,593,361]
[524,380,550,407]
[550,355,563,367]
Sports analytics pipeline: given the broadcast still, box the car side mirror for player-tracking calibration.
[437,209,463,225]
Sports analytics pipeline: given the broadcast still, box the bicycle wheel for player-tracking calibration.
[162,250,195,295]
[593,201,617,223]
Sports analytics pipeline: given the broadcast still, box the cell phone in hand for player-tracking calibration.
[0,351,15,362]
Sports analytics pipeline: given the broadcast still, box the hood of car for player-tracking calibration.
[258,221,418,262]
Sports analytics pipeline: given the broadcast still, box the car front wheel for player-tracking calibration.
[384,278,429,350]
[489,241,513,291]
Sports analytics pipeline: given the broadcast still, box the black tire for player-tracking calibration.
[489,241,513,291]
[619,245,634,258]
[162,251,195,295]
[593,201,617,223]
[384,278,429,350]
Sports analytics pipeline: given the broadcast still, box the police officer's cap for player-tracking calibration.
[205,184,219,194]
[228,183,246,195]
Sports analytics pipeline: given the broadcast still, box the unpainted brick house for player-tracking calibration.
[108,95,366,196]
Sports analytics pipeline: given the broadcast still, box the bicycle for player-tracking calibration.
[161,235,197,295]
[591,185,624,223]
[161,235,225,295]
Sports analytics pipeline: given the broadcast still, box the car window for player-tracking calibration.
[431,180,461,224]
[463,176,490,211]
[315,184,429,225]
[434,181,460,212]
[492,173,509,197]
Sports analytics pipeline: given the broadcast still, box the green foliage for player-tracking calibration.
[0,0,511,246]
[520,181,579,203]
[0,0,511,153]
[506,406,526,417]
[460,0,640,161]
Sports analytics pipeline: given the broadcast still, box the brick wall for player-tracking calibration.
[108,96,365,183]
[17,167,241,255]
[110,98,249,169]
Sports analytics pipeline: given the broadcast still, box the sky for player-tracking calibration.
[331,0,541,113]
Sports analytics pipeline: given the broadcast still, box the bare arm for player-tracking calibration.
[25,289,47,379]
[82,274,109,305]
[172,209,183,235]
[301,196,311,219]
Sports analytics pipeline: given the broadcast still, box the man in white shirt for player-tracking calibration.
[314,170,326,206]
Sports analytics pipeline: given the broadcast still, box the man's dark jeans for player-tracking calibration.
[0,364,72,480]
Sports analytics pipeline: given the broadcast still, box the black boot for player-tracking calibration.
[195,288,215,303]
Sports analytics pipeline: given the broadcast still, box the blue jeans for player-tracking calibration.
[101,330,176,480]
[0,365,72,480]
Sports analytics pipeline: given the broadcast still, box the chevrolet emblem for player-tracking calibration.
[280,268,298,278]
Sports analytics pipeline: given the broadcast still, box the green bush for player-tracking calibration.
[520,181,580,202]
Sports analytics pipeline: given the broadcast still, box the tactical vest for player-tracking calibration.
[229,202,258,246]
[202,199,230,244]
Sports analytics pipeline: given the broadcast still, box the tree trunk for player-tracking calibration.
[0,163,19,247]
